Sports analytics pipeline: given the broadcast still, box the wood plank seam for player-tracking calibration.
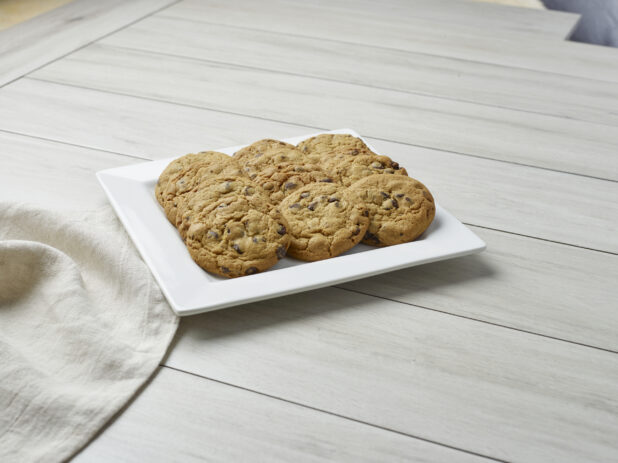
[466,223,618,257]
[24,76,618,185]
[155,13,616,85]
[161,365,506,463]
[94,42,618,132]
[0,128,151,162]
[336,286,618,355]
[0,0,183,89]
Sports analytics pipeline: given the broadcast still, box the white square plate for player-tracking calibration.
[98,129,486,316]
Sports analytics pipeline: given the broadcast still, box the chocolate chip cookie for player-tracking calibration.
[233,139,305,167]
[184,195,290,278]
[251,163,335,204]
[349,174,435,247]
[279,183,369,261]
[175,176,270,240]
[162,159,245,224]
[332,154,408,187]
[297,134,375,164]
[155,151,231,206]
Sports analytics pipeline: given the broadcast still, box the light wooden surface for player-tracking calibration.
[162,0,618,82]
[72,367,487,463]
[100,17,617,126]
[2,0,618,462]
[31,44,618,180]
[0,0,177,86]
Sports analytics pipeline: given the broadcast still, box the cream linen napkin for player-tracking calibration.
[0,202,179,463]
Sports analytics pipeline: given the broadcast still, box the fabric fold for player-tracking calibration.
[0,203,178,463]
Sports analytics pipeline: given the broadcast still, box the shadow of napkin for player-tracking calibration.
[0,203,178,463]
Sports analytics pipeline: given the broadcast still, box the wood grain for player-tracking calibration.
[99,17,618,127]
[73,367,488,463]
[317,0,580,39]
[31,44,618,180]
[1,79,616,253]
[343,225,618,352]
[161,0,618,82]
[165,287,618,463]
[0,0,177,87]
[0,130,138,210]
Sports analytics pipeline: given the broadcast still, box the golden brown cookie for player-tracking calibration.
[161,158,245,224]
[155,151,231,206]
[332,154,408,187]
[175,176,270,240]
[279,183,369,261]
[251,163,335,204]
[184,195,290,278]
[233,139,305,167]
[348,174,435,247]
[297,134,375,165]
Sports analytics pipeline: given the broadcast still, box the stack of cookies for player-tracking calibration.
[155,134,435,278]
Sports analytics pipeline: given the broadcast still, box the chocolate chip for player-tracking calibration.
[284,182,297,191]
[364,231,380,244]
[252,237,259,243]
[307,202,317,211]
[352,226,361,236]
[226,228,230,234]
[381,192,390,199]
[396,193,404,198]
[276,246,286,259]
[405,197,413,204]
[350,149,359,155]
[300,192,310,198]
[320,178,333,183]
[289,203,301,209]
[392,198,399,209]
[391,162,400,170]
[221,266,231,274]
[245,267,258,275]
[207,230,219,239]
[218,203,228,208]
[232,244,243,254]
[362,210,369,217]
[328,197,339,203]
[277,224,287,235]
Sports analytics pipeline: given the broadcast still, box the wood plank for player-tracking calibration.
[1,79,616,253]
[0,131,139,210]
[323,0,580,39]
[160,0,618,83]
[0,0,178,87]
[165,287,618,463]
[0,79,306,160]
[99,16,617,128]
[343,225,618,352]
[73,367,487,462]
[30,44,618,180]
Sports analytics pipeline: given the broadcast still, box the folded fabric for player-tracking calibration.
[0,203,178,463]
